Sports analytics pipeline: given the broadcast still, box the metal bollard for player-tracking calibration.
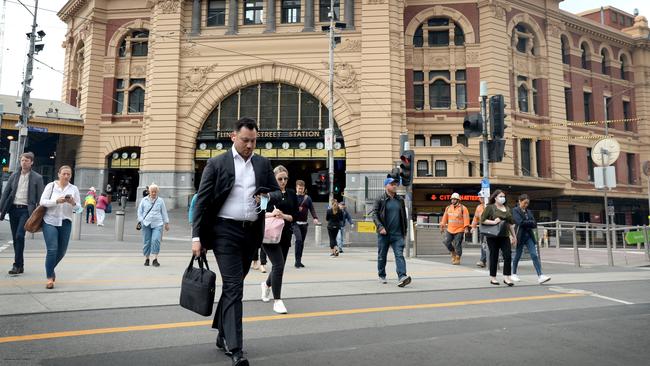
[555,220,561,248]
[572,226,580,267]
[472,228,478,245]
[643,225,650,262]
[612,225,618,249]
[72,212,82,240]
[585,223,590,249]
[636,226,642,250]
[115,210,125,241]
[314,224,322,247]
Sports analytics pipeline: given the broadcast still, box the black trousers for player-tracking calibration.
[210,220,258,353]
[252,246,267,265]
[262,243,290,299]
[487,236,512,277]
[293,223,309,264]
[327,227,339,249]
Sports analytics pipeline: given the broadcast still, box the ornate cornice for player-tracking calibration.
[57,0,89,22]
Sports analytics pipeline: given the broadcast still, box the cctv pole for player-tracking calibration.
[14,0,39,171]
[327,0,335,202]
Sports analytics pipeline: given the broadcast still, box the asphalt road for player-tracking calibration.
[1,280,648,366]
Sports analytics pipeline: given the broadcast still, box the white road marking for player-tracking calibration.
[548,286,634,305]
[0,244,9,253]
[590,294,635,305]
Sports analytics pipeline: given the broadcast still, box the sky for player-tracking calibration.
[0,0,648,102]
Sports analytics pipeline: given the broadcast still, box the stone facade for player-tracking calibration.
[57,0,650,223]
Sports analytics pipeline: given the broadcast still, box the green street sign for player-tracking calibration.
[624,231,646,245]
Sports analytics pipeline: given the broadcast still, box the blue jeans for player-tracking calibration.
[377,233,407,279]
[142,224,163,256]
[337,227,346,249]
[43,220,72,279]
[512,235,543,276]
[8,206,29,268]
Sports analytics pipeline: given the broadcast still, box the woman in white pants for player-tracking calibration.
[95,193,109,226]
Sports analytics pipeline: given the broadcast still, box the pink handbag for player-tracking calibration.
[263,216,285,244]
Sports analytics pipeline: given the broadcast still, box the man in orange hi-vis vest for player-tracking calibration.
[440,193,470,265]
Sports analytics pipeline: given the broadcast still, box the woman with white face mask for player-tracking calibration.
[480,189,517,286]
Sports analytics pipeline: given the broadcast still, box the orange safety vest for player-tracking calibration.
[471,204,485,229]
[441,204,470,234]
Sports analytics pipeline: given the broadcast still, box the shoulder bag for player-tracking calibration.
[24,184,54,233]
[480,221,506,238]
[136,198,157,230]
[179,254,216,316]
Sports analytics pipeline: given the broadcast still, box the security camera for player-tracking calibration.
[16,99,21,106]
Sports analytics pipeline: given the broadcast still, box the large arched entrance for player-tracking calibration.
[106,147,141,202]
[195,82,346,201]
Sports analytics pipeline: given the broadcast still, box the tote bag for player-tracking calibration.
[263,217,285,244]
[24,184,54,233]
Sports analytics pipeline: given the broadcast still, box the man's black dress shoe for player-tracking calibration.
[231,351,249,366]
[216,336,232,356]
[8,266,24,275]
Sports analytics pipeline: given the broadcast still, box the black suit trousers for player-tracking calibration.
[210,220,259,353]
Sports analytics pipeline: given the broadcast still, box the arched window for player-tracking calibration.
[199,83,336,137]
[513,24,536,55]
[429,74,451,109]
[580,43,590,70]
[561,36,570,64]
[128,87,145,113]
[518,84,529,113]
[413,18,465,48]
[118,30,149,58]
[620,54,630,80]
[600,49,609,75]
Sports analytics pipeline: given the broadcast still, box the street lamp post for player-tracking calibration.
[14,0,40,171]
[327,0,335,202]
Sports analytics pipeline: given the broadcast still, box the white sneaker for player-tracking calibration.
[261,282,271,302]
[511,274,521,282]
[538,275,551,284]
[273,299,287,314]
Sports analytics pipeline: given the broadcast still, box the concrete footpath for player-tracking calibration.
[1,209,649,317]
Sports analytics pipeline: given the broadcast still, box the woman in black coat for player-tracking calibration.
[260,165,298,314]
[326,199,344,257]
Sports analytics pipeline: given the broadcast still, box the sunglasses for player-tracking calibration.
[277,177,289,181]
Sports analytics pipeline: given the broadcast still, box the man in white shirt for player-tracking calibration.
[0,152,44,275]
[191,118,279,366]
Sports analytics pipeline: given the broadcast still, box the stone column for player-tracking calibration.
[344,0,354,30]
[302,0,314,32]
[191,0,202,35]
[226,0,238,35]
[265,0,276,33]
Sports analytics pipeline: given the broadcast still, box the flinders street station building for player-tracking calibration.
[57,0,650,225]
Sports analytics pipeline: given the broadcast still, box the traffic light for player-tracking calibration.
[480,140,506,163]
[399,150,414,187]
[1,157,7,166]
[489,94,507,139]
[463,113,484,138]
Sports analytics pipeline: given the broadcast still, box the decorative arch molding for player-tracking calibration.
[106,19,151,58]
[102,136,142,158]
[404,6,476,46]
[617,49,633,64]
[184,63,356,144]
[506,13,547,53]
[598,44,615,58]
[577,36,596,55]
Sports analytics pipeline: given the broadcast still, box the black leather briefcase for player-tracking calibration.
[180,254,216,316]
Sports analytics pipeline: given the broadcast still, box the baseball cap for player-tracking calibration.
[384,177,399,186]
[451,192,460,200]
[477,191,485,198]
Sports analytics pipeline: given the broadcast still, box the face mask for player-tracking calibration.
[260,195,269,211]
[496,196,506,204]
